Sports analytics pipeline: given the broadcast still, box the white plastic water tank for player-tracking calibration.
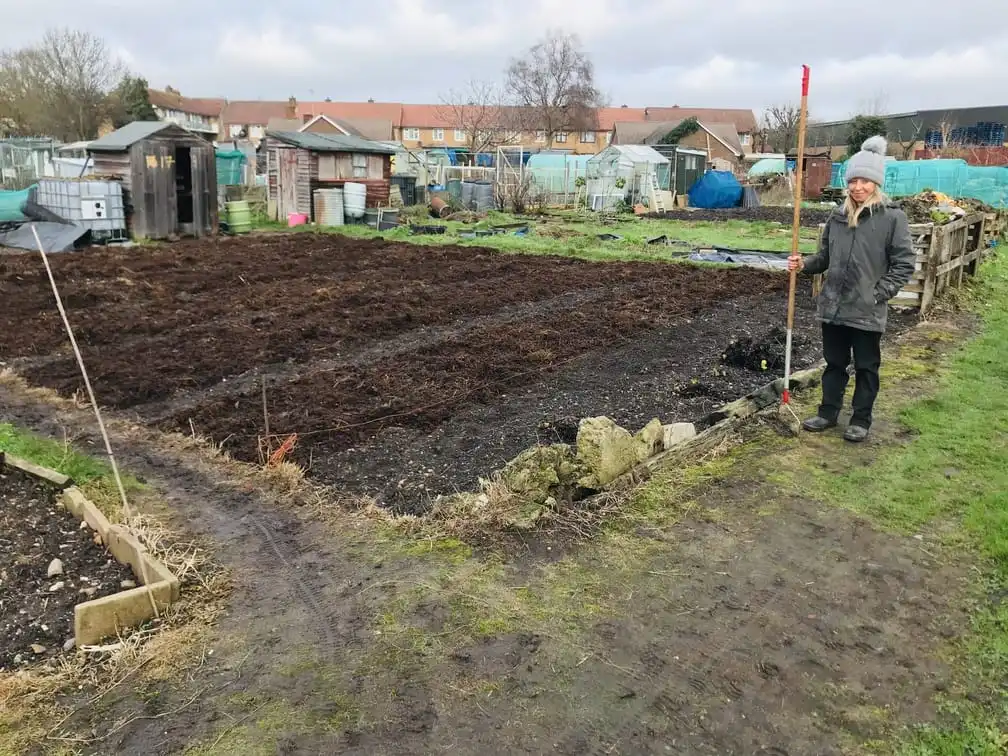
[313,188,344,226]
[342,182,367,219]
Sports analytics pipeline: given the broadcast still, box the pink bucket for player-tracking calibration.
[287,213,308,227]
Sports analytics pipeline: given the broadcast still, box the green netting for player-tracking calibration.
[962,167,1008,209]
[831,158,1008,207]
[0,185,34,223]
[216,149,246,186]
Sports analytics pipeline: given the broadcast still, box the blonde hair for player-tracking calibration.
[844,186,886,228]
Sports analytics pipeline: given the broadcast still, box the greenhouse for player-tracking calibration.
[525,153,592,204]
[585,145,671,210]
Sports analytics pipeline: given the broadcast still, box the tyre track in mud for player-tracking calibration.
[0,385,376,661]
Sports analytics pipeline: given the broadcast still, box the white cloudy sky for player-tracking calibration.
[3,0,1007,120]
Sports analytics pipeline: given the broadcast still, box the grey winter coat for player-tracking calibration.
[802,201,915,333]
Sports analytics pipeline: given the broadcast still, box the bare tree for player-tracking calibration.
[892,116,925,159]
[855,89,890,117]
[0,28,125,140]
[761,103,803,153]
[505,31,604,144]
[435,80,509,155]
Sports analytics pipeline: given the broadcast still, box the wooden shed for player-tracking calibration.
[264,131,396,221]
[786,149,833,200]
[87,122,218,240]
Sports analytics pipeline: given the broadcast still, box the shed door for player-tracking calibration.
[278,150,299,219]
[134,141,178,239]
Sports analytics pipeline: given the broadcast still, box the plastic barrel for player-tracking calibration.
[226,200,252,233]
[342,182,367,219]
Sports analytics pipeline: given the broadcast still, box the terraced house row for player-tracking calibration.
[147,87,759,160]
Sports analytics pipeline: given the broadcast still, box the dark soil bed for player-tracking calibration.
[0,467,134,670]
[0,233,913,513]
[646,206,835,228]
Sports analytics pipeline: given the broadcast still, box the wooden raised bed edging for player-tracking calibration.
[812,212,987,316]
[605,362,825,493]
[0,452,180,647]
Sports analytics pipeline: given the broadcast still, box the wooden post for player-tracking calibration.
[921,226,940,316]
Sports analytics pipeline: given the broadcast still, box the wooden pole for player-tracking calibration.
[783,65,810,404]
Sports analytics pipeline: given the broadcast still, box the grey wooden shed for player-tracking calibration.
[87,121,217,240]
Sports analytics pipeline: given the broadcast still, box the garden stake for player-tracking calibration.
[779,65,811,436]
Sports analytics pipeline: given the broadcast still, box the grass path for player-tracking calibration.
[254,210,820,263]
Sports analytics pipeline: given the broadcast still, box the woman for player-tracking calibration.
[788,136,915,442]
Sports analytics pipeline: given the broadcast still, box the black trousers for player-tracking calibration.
[818,323,882,429]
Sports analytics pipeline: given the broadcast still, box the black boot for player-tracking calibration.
[843,424,869,443]
[802,416,837,432]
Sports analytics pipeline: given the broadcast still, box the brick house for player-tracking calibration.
[147,88,225,140]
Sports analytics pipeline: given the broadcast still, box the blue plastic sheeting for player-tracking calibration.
[689,249,789,270]
[0,185,35,223]
[688,171,744,209]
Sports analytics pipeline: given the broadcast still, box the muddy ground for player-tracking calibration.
[0,318,970,755]
[0,466,132,670]
[1,234,911,512]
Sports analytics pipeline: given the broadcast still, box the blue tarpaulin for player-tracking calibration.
[687,171,744,209]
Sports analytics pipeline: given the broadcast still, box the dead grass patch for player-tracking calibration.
[0,501,229,754]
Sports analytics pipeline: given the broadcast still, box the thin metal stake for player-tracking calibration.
[30,225,133,520]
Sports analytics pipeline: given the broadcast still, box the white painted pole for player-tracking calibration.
[29,225,133,520]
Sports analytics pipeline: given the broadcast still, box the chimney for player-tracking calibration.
[286,96,297,119]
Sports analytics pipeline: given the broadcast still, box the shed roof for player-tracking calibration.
[265,130,396,154]
[87,121,183,151]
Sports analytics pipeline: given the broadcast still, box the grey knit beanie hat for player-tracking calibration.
[845,135,887,186]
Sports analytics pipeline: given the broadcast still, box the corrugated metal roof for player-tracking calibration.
[87,121,174,151]
[265,130,396,154]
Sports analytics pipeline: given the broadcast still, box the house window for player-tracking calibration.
[403,127,420,141]
[229,124,243,138]
[432,128,444,141]
[605,132,612,144]
[352,153,367,178]
[454,129,466,142]
[535,131,547,143]
[580,131,596,143]
[556,132,568,143]
[739,132,750,146]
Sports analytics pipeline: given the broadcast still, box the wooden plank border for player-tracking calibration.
[1,456,180,647]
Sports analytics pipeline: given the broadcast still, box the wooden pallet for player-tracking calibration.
[811,213,986,315]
